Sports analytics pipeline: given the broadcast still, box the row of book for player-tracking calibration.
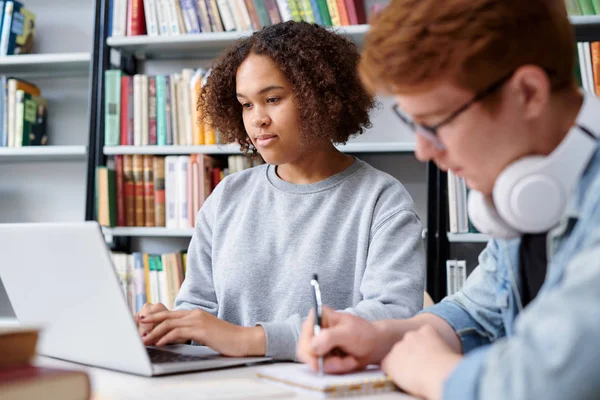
[0,1,36,56]
[96,153,263,228]
[0,76,48,147]
[104,69,223,147]
[565,0,600,15]
[447,170,478,234]
[446,259,467,296]
[111,0,371,38]
[111,251,188,313]
[577,42,600,95]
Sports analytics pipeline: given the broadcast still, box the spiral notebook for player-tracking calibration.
[256,363,397,397]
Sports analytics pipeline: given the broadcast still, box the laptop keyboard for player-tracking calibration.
[146,347,210,364]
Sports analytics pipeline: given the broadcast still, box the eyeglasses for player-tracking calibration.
[392,71,516,149]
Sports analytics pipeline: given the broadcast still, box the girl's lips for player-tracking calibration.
[256,135,278,147]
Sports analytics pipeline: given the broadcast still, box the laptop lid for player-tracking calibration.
[0,221,153,376]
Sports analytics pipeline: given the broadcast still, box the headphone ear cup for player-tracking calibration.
[467,190,521,240]
[493,156,565,234]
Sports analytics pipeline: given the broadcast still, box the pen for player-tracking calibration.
[310,273,324,376]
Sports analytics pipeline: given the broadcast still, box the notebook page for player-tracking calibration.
[257,363,394,392]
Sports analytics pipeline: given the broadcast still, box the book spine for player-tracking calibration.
[0,1,13,56]
[132,154,145,227]
[264,0,283,24]
[174,0,188,33]
[155,0,170,35]
[120,76,130,145]
[244,0,262,29]
[156,75,167,146]
[104,70,122,146]
[14,89,23,147]
[190,69,204,145]
[343,0,356,24]
[164,75,173,145]
[308,0,323,24]
[316,0,331,25]
[287,0,302,22]
[115,155,126,226]
[181,69,194,146]
[234,0,253,30]
[133,74,143,146]
[165,0,182,34]
[179,0,202,32]
[123,155,136,226]
[153,156,166,227]
[143,0,160,35]
[591,42,600,96]
[275,0,293,21]
[207,0,224,31]
[195,0,212,32]
[127,0,147,35]
[169,74,180,145]
[335,0,349,25]
[141,75,149,146]
[0,76,6,147]
[143,155,156,227]
[252,0,272,27]
[133,253,147,313]
[298,0,315,23]
[148,76,157,145]
[177,156,191,228]
[165,156,179,229]
[325,0,340,26]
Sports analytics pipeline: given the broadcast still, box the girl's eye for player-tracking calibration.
[267,97,279,104]
[242,103,252,109]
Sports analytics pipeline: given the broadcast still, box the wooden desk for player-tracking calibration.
[35,356,418,399]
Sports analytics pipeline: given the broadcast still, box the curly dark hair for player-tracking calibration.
[199,21,375,155]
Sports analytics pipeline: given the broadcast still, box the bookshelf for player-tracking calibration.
[102,142,416,156]
[106,25,370,59]
[0,146,87,162]
[0,1,95,227]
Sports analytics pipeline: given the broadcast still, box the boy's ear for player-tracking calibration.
[511,66,551,121]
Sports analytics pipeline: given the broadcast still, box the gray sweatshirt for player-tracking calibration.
[174,158,425,360]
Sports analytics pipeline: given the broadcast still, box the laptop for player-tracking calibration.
[0,221,271,376]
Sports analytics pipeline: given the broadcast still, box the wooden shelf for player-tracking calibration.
[102,227,194,237]
[447,233,490,243]
[0,52,90,77]
[107,25,370,59]
[0,146,87,162]
[103,141,415,155]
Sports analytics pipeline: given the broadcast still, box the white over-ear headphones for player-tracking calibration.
[468,114,599,240]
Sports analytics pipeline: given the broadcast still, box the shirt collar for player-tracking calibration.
[563,93,600,219]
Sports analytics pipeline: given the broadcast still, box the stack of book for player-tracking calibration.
[447,171,479,234]
[111,251,187,313]
[110,0,374,37]
[0,326,91,400]
[96,153,263,228]
[0,77,48,148]
[104,68,221,147]
[576,41,600,96]
[0,1,36,56]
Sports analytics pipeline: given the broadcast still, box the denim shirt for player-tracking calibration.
[424,94,600,400]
